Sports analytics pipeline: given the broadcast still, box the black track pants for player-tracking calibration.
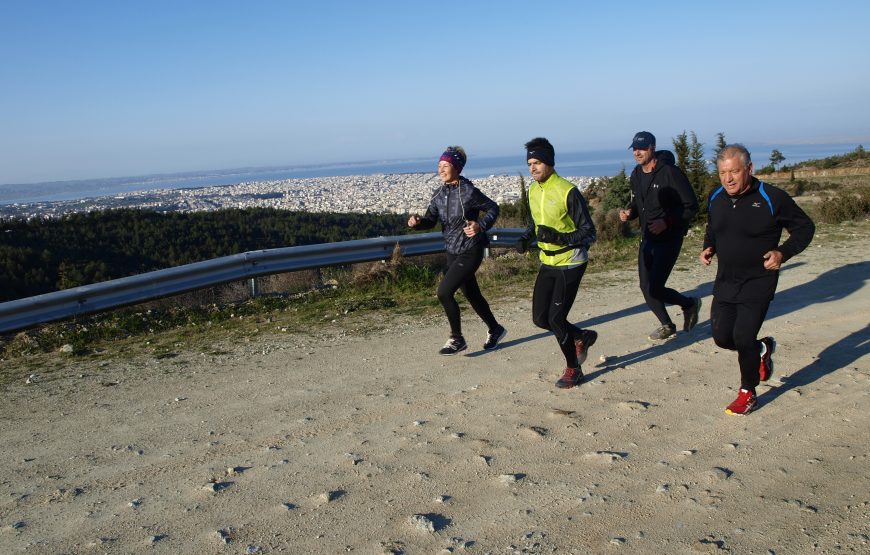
[638,237,693,325]
[532,264,587,368]
[437,244,499,337]
[710,298,770,390]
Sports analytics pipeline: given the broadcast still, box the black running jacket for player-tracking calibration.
[704,177,815,302]
[412,176,499,255]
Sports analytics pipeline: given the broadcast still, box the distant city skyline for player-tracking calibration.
[2,1,869,185]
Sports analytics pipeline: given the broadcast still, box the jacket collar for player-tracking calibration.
[537,171,561,187]
[732,176,761,199]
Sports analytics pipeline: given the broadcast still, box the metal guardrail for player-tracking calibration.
[0,228,526,334]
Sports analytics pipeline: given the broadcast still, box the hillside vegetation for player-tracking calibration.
[0,208,406,302]
[779,144,867,172]
[2,143,869,365]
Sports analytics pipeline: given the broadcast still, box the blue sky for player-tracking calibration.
[2,0,869,184]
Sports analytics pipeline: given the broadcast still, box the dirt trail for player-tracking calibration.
[1,233,868,554]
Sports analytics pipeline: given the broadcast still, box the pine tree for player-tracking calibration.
[688,132,707,184]
[672,131,689,173]
[518,174,529,226]
[769,149,785,170]
[599,167,631,212]
[686,132,709,216]
[713,132,727,162]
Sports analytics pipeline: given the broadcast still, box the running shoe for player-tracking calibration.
[683,297,702,332]
[725,388,758,415]
[759,336,776,381]
[438,336,468,356]
[648,324,677,341]
[483,325,507,351]
[575,329,598,365]
[555,367,584,389]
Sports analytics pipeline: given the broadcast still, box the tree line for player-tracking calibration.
[0,208,407,302]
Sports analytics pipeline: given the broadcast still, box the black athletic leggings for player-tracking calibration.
[438,243,499,337]
[710,298,770,391]
[638,237,692,325]
[532,263,587,368]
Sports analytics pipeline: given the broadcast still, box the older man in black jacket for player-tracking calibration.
[700,143,814,415]
[620,131,701,341]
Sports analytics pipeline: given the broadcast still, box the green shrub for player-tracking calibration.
[595,168,632,213]
[592,208,632,241]
[781,179,806,196]
[817,189,870,223]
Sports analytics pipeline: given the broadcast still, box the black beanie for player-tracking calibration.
[525,137,555,167]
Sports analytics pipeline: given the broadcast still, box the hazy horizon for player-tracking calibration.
[0,141,859,207]
[1,140,863,190]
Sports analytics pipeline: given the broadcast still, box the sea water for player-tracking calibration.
[0,143,860,205]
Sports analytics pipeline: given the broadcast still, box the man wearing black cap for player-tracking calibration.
[519,137,598,388]
[619,131,701,341]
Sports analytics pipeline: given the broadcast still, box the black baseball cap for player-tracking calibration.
[629,131,656,150]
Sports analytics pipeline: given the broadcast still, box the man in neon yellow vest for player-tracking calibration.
[519,137,598,388]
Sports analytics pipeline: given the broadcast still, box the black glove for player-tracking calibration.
[515,235,530,254]
[536,225,562,245]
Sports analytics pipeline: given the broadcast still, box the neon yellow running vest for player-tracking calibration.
[529,173,587,267]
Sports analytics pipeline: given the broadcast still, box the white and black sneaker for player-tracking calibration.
[483,325,507,351]
[439,336,468,356]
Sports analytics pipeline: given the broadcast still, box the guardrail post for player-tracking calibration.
[249,277,259,298]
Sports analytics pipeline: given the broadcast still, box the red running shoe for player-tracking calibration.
[555,367,584,389]
[575,329,598,365]
[725,389,758,415]
[759,336,776,381]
